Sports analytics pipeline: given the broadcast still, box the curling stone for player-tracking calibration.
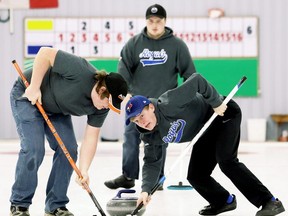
[106,189,146,216]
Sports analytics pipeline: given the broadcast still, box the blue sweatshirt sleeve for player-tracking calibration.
[117,38,135,92]
[138,125,167,193]
[175,38,196,81]
[160,73,223,112]
[141,141,165,193]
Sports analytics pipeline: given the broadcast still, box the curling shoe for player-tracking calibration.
[44,207,74,216]
[256,198,285,216]
[199,195,237,215]
[10,205,30,216]
[157,184,164,191]
[104,174,135,189]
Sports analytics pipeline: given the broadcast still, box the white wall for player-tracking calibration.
[1,0,288,140]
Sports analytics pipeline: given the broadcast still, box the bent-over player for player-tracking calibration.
[9,47,128,216]
[125,73,285,216]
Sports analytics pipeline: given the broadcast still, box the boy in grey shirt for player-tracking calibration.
[10,47,128,216]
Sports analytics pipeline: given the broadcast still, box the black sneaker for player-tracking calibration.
[256,198,285,216]
[10,205,30,216]
[199,195,237,215]
[104,174,135,189]
[157,184,164,191]
[44,207,74,216]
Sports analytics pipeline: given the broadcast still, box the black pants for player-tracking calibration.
[187,100,273,208]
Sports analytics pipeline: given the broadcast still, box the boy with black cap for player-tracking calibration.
[9,47,128,216]
[104,3,196,190]
[125,73,285,215]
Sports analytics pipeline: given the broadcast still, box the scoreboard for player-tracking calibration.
[24,16,259,96]
[24,17,258,58]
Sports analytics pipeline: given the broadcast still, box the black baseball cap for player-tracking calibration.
[146,4,167,19]
[105,73,128,114]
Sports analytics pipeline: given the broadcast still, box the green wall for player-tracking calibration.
[90,58,258,97]
[24,58,258,97]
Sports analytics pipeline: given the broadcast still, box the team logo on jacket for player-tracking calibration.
[139,48,168,66]
[162,119,186,143]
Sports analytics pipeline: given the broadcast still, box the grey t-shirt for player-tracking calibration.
[19,50,108,127]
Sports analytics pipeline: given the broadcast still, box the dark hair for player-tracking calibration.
[95,70,109,99]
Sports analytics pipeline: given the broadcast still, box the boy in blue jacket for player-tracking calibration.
[125,73,285,216]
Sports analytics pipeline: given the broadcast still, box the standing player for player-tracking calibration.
[104,3,196,190]
[124,73,285,216]
[9,47,128,216]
